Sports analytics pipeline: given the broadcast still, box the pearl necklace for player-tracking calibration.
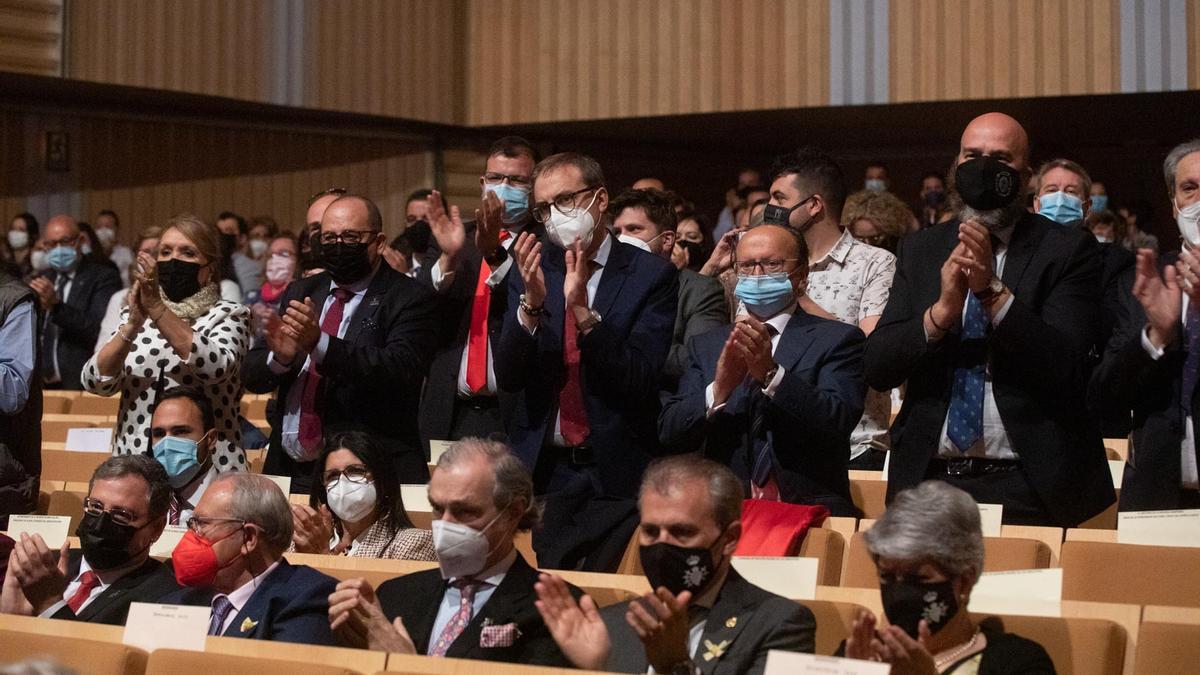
[933,628,983,671]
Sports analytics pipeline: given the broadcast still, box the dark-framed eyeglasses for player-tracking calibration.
[482,172,532,188]
[734,258,800,276]
[531,186,600,223]
[83,498,140,527]
[186,516,246,537]
[322,464,372,487]
[318,230,379,246]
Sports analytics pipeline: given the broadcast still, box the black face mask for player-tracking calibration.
[676,240,707,271]
[640,539,721,596]
[954,156,1021,211]
[76,511,141,570]
[880,578,960,638]
[403,219,432,254]
[219,232,238,258]
[923,189,946,208]
[763,196,815,230]
[157,258,204,302]
[321,241,374,285]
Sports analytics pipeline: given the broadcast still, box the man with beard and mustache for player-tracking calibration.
[864,112,1114,528]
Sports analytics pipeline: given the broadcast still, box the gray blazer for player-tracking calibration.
[663,269,728,389]
[599,570,815,675]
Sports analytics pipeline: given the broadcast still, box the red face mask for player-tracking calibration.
[172,526,244,588]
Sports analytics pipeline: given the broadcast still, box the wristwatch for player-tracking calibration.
[975,276,1006,302]
[519,293,546,316]
[576,309,602,332]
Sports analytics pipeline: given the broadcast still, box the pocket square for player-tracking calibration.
[480,622,521,648]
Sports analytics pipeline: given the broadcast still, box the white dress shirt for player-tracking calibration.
[1140,294,1200,488]
[38,553,145,618]
[427,549,517,654]
[704,306,792,414]
[176,465,219,527]
[211,560,282,635]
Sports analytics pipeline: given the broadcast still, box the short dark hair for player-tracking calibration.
[1085,208,1126,241]
[921,171,945,184]
[216,211,247,234]
[488,135,539,163]
[154,386,216,432]
[532,152,605,191]
[770,146,849,220]
[328,195,383,232]
[640,455,744,530]
[405,189,433,206]
[97,209,120,227]
[12,212,39,239]
[248,215,279,237]
[866,161,889,173]
[91,454,172,520]
[736,184,769,202]
[312,431,414,532]
[606,188,678,235]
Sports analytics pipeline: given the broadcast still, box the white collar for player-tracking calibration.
[179,465,218,507]
[450,549,517,587]
[590,230,613,267]
[738,303,796,335]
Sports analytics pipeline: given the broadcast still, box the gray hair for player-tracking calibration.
[639,455,744,530]
[213,473,293,555]
[1165,139,1200,197]
[437,437,540,531]
[865,480,985,578]
[91,454,171,519]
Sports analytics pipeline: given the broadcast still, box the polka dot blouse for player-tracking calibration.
[82,300,252,471]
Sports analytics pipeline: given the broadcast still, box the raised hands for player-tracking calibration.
[512,231,546,311]
[132,251,166,321]
[328,578,417,653]
[290,503,334,554]
[953,221,996,293]
[625,588,693,674]
[1133,249,1182,350]
[476,190,505,263]
[563,241,590,314]
[701,230,739,277]
[533,573,610,670]
[7,534,70,616]
[427,190,466,267]
[733,315,776,384]
[844,610,939,675]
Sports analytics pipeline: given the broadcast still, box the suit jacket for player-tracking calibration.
[242,262,438,488]
[864,213,1114,527]
[43,260,122,389]
[495,236,679,498]
[1093,243,1136,438]
[662,269,729,392]
[376,553,574,665]
[164,560,337,645]
[659,311,865,516]
[600,570,815,675]
[50,553,178,625]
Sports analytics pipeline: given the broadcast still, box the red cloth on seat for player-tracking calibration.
[734,499,830,556]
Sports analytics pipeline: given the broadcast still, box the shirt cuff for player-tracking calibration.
[431,258,454,292]
[761,364,785,397]
[38,600,67,619]
[518,309,539,335]
[705,382,727,417]
[990,294,1015,326]
[267,352,292,374]
[314,333,331,363]
[1141,326,1166,360]
[485,257,514,288]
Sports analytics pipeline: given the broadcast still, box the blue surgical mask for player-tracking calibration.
[735,273,796,318]
[1038,191,1084,225]
[47,245,79,272]
[865,179,887,192]
[485,182,531,224]
[153,435,208,489]
[1091,194,1108,212]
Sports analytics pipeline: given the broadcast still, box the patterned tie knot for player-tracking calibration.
[332,287,353,303]
[208,595,234,635]
[452,578,483,600]
[78,570,98,588]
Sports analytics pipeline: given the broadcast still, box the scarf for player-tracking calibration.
[259,280,287,304]
[160,283,221,321]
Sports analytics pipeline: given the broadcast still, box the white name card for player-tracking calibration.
[261,474,292,496]
[150,526,187,558]
[731,556,818,600]
[969,568,1062,617]
[765,651,889,675]
[1109,460,1125,489]
[7,514,71,549]
[123,602,209,653]
[1118,509,1200,547]
[977,503,1003,537]
[400,484,432,512]
[881,451,890,480]
[64,427,113,453]
[429,440,453,464]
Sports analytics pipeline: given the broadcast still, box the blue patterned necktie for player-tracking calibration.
[749,324,780,489]
[947,291,988,453]
[208,595,234,636]
[1182,304,1200,415]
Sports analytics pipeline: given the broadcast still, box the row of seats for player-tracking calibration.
[39,390,273,417]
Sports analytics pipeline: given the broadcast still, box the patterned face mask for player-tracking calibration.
[880,578,960,638]
[639,537,723,596]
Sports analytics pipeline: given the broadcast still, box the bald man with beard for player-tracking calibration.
[864,112,1114,528]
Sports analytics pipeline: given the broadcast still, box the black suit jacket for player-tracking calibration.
[864,213,1114,526]
[43,260,122,389]
[600,570,815,675]
[376,554,574,665]
[164,560,337,645]
[242,262,438,490]
[659,311,865,516]
[662,269,729,393]
[50,553,178,625]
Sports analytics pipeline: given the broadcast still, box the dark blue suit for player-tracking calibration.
[659,310,865,516]
[495,236,678,569]
[164,560,337,646]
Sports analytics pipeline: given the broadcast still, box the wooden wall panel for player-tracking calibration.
[1191,0,1200,90]
[889,0,1120,103]
[0,0,63,76]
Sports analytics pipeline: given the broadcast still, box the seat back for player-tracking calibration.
[972,615,1125,675]
[1062,540,1200,606]
[68,395,121,416]
[46,490,87,531]
[206,636,387,673]
[842,533,1050,588]
[0,628,146,675]
[147,649,359,675]
[849,478,887,519]
[805,599,864,656]
[40,449,108,482]
[1135,606,1200,675]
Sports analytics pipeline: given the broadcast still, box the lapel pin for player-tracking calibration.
[240,617,258,633]
[702,639,730,661]
[725,616,737,629]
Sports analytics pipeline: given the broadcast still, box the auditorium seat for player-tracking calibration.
[0,615,146,675]
[974,614,1125,675]
[40,396,70,414]
[849,477,887,519]
[841,532,1051,588]
[1078,499,1120,529]
[382,655,606,674]
[147,649,360,675]
[41,416,102,443]
[1135,606,1200,675]
[1062,540,1200,606]
[40,449,109,482]
[206,635,387,674]
[242,397,270,419]
[46,489,86,530]
[68,394,122,416]
[1104,438,1129,461]
[805,599,866,656]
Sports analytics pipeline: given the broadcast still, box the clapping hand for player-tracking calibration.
[733,315,776,384]
[290,503,333,554]
[427,190,466,264]
[625,588,693,674]
[281,298,321,354]
[328,578,416,653]
[534,573,610,670]
[1133,249,1182,350]
[512,232,546,310]
[476,190,505,263]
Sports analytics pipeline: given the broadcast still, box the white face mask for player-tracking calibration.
[30,249,49,271]
[264,253,296,286]
[7,230,29,250]
[431,510,506,579]
[544,191,599,251]
[96,227,116,246]
[1094,234,1112,244]
[617,233,652,252]
[325,478,377,524]
[248,239,269,258]
[1177,199,1200,247]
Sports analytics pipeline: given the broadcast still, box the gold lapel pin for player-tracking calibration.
[240,617,258,633]
[702,639,730,661]
[725,616,737,629]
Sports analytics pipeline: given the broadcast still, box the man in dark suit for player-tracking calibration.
[496,152,679,572]
[607,187,728,395]
[660,224,865,515]
[242,194,439,492]
[0,268,41,525]
[1,455,178,625]
[416,137,542,448]
[165,472,337,644]
[536,455,815,674]
[1090,139,1200,510]
[327,438,576,665]
[28,214,121,390]
[865,112,1113,527]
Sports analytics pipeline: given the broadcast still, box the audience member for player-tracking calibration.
[417,136,541,446]
[843,189,913,255]
[76,222,114,271]
[0,455,177,625]
[609,188,727,393]
[327,438,575,664]
[148,387,220,526]
[660,224,864,514]
[631,177,665,191]
[30,215,122,391]
[1118,199,1159,253]
[84,214,251,465]
[166,472,338,644]
[919,171,952,228]
[497,152,678,571]
[93,210,134,287]
[403,189,435,277]
[1090,180,1109,212]
[864,112,1113,527]
[714,168,762,240]
[863,161,889,192]
[1033,159,1092,225]
[242,195,438,492]
[0,268,40,524]
[291,431,435,560]
[2,213,38,279]
[1086,209,1125,244]
[300,187,347,276]
[841,481,1054,673]
[94,225,161,354]
[216,211,262,293]
[536,456,815,674]
[244,234,299,341]
[672,212,714,273]
[246,216,278,263]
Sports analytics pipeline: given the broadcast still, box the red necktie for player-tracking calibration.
[465,232,510,392]
[559,278,590,446]
[66,571,100,613]
[299,287,353,450]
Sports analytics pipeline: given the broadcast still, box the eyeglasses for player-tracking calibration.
[734,258,800,276]
[83,498,140,527]
[318,230,379,246]
[482,172,532,188]
[44,236,78,248]
[322,464,372,486]
[531,186,600,223]
[186,516,246,536]
[308,187,348,206]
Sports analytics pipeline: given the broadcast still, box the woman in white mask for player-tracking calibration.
[2,212,38,279]
[242,234,298,341]
[291,431,435,560]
